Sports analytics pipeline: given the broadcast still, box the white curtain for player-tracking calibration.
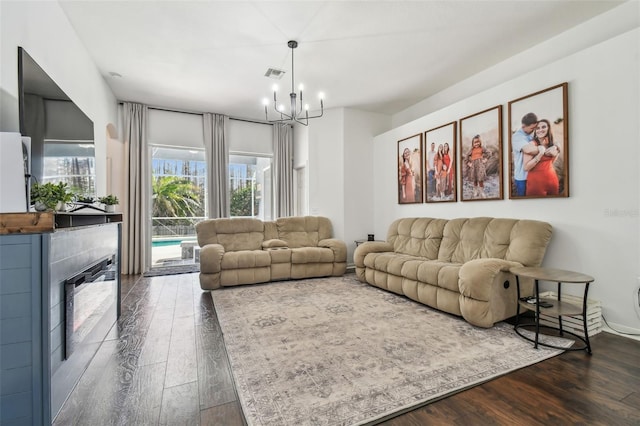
[122,102,150,274]
[203,113,229,218]
[274,123,293,217]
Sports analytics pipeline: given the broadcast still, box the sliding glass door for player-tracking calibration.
[150,146,206,268]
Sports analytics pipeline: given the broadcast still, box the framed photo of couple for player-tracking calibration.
[459,106,503,201]
[508,83,569,199]
[397,133,423,204]
[424,122,456,203]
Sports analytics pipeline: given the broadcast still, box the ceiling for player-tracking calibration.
[58,0,622,121]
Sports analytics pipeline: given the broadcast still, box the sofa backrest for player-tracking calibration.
[276,216,333,248]
[387,217,552,267]
[387,218,448,259]
[195,218,265,251]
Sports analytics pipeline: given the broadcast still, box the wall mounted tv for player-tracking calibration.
[18,47,96,197]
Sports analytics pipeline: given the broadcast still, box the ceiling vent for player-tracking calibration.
[264,68,285,79]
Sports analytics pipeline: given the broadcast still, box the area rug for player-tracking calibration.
[142,263,199,277]
[211,275,572,426]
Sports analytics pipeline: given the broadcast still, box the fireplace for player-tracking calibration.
[64,254,118,359]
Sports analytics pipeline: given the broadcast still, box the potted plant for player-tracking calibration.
[76,195,95,204]
[31,182,74,211]
[98,194,119,213]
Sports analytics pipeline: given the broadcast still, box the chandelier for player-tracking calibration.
[263,40,324,126]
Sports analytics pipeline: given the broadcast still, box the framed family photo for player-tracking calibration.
[459,105,503,201]
[424,122,456,203]
[508,83,569,199]
[397,133,423,204]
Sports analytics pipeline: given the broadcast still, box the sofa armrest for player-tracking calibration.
[199,243,225,273]
[458,258,523,327]
[353,241,394,268]
[262,239,288,249]
[459,258,522,300]
[318,238,347,262]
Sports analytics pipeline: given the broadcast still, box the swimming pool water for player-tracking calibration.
[152,240,182,247]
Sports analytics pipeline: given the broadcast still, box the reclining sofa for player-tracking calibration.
[354,217,552,327]
[196,216,346,290]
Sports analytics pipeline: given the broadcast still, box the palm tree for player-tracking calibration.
[152,176,202,218]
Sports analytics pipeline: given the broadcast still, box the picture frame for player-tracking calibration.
[397,133,423,204]
[459,105,503,201]
[424,122,456,203]
[508,83,569,199]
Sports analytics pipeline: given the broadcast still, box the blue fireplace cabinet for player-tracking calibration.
[0,214,122,425]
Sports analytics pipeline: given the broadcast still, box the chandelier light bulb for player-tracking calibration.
[318,92,325,100]
[272,84,279,92]
[262,98,269,106]
[298,83,304,92]
[278,104,285,112]
[304,104,309,111]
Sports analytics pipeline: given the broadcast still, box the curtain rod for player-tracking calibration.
[118,101,274,126]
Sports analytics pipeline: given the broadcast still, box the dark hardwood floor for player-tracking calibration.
[54,273,640,425]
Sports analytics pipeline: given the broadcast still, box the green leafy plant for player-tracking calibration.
[77,195,95,204]
[152,176,201,218]
[230,183,260,217]
[98,194,119,205]
[31,182,73,211]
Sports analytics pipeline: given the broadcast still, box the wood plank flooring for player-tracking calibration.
[54,273,640,425]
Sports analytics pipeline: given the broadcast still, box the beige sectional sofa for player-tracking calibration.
[196,216,346,290]
[354,217,552,327]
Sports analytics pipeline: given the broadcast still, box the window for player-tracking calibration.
[43,140,95,196]
[229,154,272,220]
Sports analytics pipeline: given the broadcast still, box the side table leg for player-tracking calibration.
[583,283,592,354]
[534,279,540,349]
[558,282,564,336]
[515,275,522,327]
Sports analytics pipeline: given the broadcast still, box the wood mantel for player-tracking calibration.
[0,212,55,234]
[0,212,123,234]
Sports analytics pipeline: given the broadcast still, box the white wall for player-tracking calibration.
[374,9,640,332]
[308,108,345,239]
[0,1,118,195]
[343,108,391,264]
[305,107,392,263]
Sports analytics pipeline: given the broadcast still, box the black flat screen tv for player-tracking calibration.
[18,46,95,196]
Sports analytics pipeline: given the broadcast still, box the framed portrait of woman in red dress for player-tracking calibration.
[424,122,457,203]
[508,83,569,199]
[397,133,423,204]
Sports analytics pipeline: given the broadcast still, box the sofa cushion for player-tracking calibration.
[387,218,447,258]
[363,252,418,276]
[505,220,553,266]
[438,217,488,263]
[196,218,265,251]
[290,247,334,264]
[221,250,271,269]
[276,216,333,248]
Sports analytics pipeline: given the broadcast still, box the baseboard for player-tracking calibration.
[602,322,640,342]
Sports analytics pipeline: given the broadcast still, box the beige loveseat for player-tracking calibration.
[196,216,346,290]
[354,217,552,327]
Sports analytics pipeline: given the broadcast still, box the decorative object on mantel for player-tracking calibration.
[98,194,119,213]
[262,40,324,126]
[30,182,74,212]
